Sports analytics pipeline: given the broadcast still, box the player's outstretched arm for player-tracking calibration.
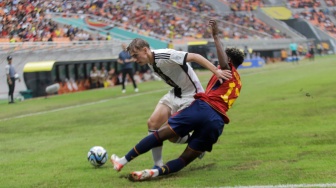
[209,19,230,70]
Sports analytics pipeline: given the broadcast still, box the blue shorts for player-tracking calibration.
[168,99,225,152]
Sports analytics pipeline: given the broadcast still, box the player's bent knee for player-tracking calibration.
[147,119,157,130]
[180,148,201,165]
[169,134,190,144]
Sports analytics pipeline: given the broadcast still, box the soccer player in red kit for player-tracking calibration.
[111,19,245,181]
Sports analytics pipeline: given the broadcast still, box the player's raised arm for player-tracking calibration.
[209,19,230,70]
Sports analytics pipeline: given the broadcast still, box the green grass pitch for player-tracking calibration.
[0,55,335,187]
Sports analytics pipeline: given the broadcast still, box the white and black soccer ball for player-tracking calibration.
[87,146,108,167]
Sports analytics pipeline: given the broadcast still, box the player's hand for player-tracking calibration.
[215,69,232,84]
[208,19,219,36]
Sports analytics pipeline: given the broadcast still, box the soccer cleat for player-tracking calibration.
[110,154,124,172]
[129,169,155,181]
[152,165,161,170]
[122,89,126,94]
[198,152,205,159]
[134,88,139,92]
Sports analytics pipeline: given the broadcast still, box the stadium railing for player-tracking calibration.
[0,40,125,55]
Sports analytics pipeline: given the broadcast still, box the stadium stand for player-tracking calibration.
[3,0,336,43]
[0,0,301,43]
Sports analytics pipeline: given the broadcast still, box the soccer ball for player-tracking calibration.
[87,146,108,167]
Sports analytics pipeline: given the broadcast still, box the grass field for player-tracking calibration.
[0,56,335,188]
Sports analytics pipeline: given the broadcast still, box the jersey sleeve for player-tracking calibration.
[170,50,188,65]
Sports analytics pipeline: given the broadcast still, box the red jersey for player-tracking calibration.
[194,64,242,123]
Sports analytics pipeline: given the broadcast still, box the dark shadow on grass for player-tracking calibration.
[119,174,131,180]
[187,162,216,171]
[229,161,262,170]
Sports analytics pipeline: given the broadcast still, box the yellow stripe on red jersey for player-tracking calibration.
[194,64,242,123]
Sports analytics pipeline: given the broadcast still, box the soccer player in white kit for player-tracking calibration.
[112,38,231,168]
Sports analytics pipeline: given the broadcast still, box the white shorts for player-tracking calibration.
[159,90,195,114]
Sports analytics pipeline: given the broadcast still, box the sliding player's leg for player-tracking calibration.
[111,123,176,172]
[129,145,201,181]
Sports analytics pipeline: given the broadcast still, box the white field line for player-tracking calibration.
[0,88,168,122]
[225,183,336,188]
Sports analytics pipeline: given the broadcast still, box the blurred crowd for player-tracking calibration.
[0,0,290,42]
[290,2,336,39]
[1,0,336,42]
[222,0,264,12]
[0,0,116,42]
[287,0,321,8]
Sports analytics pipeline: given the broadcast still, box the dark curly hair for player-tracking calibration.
[225,48,245,68]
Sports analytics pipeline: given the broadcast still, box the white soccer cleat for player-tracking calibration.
[110,154,124,172]
[135,88,139,92]
[129,169,155,181]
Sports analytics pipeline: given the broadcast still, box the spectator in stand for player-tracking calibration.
[107,68,119,87]
[9,35,16,43]
[99,66,108,88]
[47,34,53,42]
[90,66,100,89]
[96,32,104,40]
[106,32,111,40]
[87,34,93,41]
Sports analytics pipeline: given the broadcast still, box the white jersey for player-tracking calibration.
[149,49,204,98]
